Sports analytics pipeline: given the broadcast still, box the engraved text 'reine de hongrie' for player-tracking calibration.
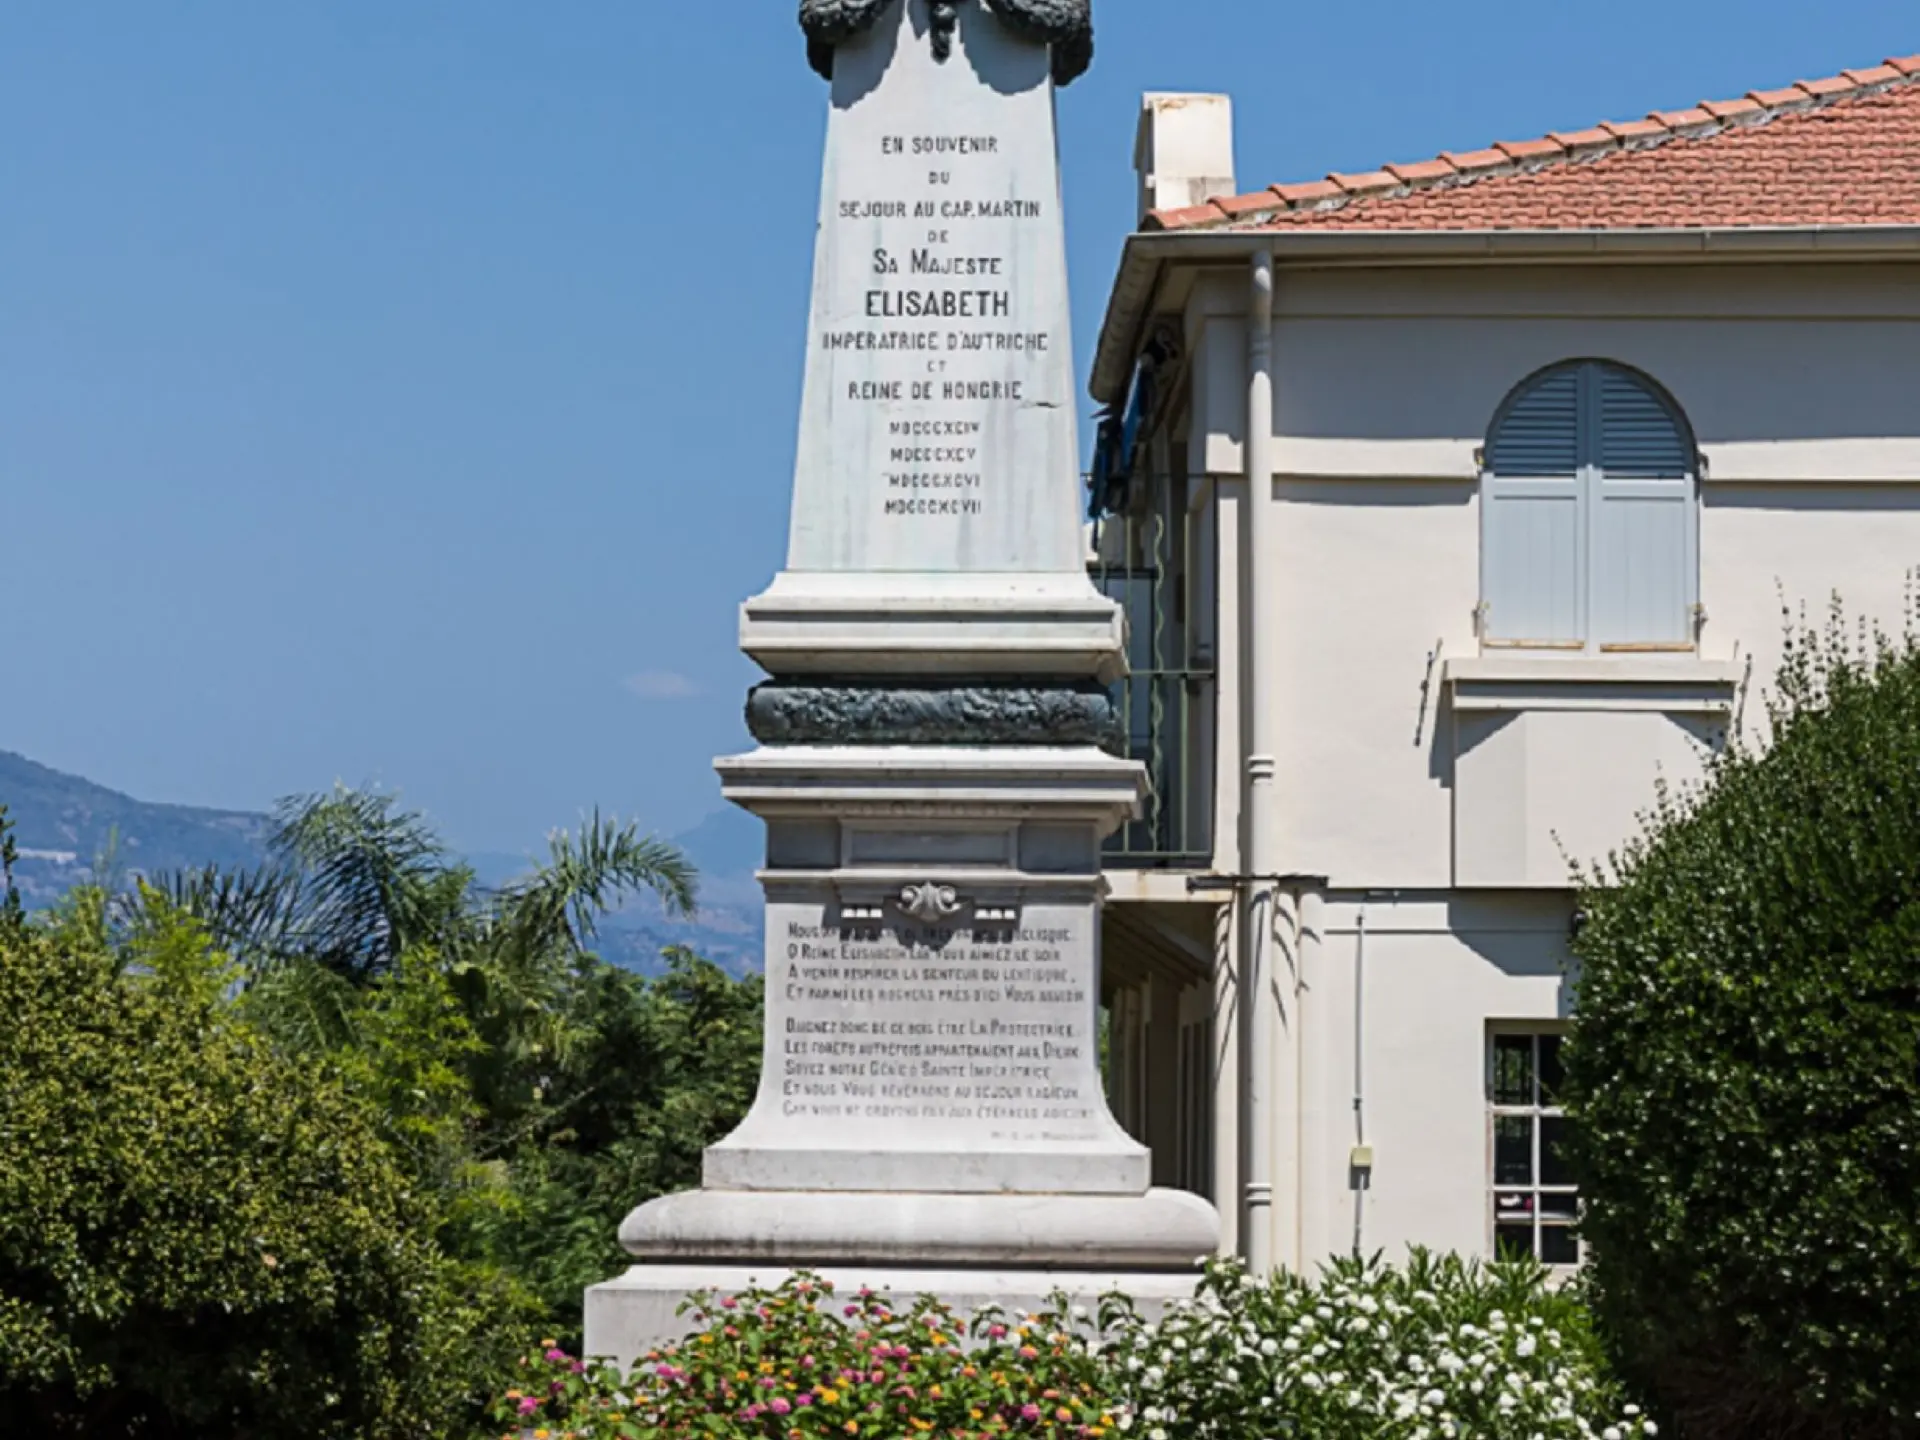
[799,0,1093,87]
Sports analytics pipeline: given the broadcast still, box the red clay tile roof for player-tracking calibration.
[1146,56,1920,232]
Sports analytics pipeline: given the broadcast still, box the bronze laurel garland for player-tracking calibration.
[799,0,1093,86]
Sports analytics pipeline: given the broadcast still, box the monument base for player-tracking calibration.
[585,1262,1205,1371]
[582,1188,1217,1366]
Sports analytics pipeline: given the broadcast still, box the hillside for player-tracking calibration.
[0,750,764,975]
[0,750,272,906]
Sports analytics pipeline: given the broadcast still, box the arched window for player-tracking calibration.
[1481,361,1698,650]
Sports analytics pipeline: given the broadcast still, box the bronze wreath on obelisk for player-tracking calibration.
[800,0,1092,87]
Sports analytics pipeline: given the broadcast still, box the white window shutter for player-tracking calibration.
[1591,367,1696,646]
[1483,366,1583,645]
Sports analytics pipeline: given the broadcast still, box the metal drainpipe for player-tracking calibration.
[1352,906,1369,1256]
[1241,247,1279,1276]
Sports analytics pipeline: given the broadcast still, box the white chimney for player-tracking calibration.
[1134,92,1236,221]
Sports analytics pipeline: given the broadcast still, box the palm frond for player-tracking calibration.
[494,811,697,958]
[270,787,468,980]
[141,863,308,970]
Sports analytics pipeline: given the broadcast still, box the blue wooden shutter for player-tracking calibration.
[1591,366,1695,646]
[1483,366,1584,644]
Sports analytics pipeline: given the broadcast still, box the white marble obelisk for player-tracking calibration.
[584,0,1217,1365]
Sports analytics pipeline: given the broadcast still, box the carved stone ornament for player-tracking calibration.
[898,882,964,923]
[746,680,1124,751]
[799,0,1093,87]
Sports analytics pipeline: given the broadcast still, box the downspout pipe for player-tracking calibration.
[1241,247,1279,1276]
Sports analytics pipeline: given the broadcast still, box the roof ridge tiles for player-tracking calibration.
[1144,53,1920,233]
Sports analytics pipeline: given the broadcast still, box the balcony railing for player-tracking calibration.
[1092,511,1215,870]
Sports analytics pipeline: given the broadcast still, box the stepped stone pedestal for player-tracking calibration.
[584,0,1218,1367]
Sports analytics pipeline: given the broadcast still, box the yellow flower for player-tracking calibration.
[970,1409,984,1421]
[845,1423,860,1435]
[699,1334,715,1346]
[760,1361,776,1374]
[820,1387,842,1404]
[534,1431,550,1440]
[929,1384,943,1399]
[1055,1408,1074,1422]
[735,1370,750,1382]
[540,1339,557,1349]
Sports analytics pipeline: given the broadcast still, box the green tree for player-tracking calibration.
[1565,604,1920,1440]
[0,905,519,1438]
[152,788,759,1341]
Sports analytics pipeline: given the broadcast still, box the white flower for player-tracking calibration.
[1281,1338,1300,1354]
[1260,1338,1278,1357]
[1316,1306,1334,1321]
[1149,1429,1167,1440]
[1603,1429,1623,1440]
[1516,1335,1538,1358]
[1642,1425,1659,1437]
[1423,1389,1446,1406]
[1115,1415,1133,1432]
[1624,1406,1641,1417]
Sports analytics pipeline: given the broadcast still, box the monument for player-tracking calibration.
[584,0,1219,1363]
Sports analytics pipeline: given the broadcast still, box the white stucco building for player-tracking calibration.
[1088,55,1920,1274]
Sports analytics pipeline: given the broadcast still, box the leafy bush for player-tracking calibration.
[493,1277,1119,1440]
[1566,608,1920,1439]
[490,1259,1643,1440]
[0,904,519,1438]
[1105,1253,1645,1440]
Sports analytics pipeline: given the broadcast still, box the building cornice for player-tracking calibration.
[1090,225,1920,406]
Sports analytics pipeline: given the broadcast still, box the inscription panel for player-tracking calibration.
[764,900,1107,1151]
[787,0,1082,576]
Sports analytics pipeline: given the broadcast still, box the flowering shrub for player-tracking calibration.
[492,1279,1119,1439]
[489,1340,639,1439]
[1104,1251,1652,1440]
[489,1255,1649,1440]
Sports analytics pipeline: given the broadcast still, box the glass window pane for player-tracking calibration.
[1540,1225,1579,1266]
[1494,1190,1535,1219]
[1492,1035,1534,1106]
[1494,1115,1534,1185]
[1539,1035,1565,1102]
[1495,1224,1536,1262]
[1540,1190,1579,1219]
[1541,1116,1575,1187]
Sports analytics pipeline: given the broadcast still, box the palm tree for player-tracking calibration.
[149,786,701,1132]
[157,786,695,983]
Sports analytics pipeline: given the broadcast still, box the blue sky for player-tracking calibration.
[1,2,1912,853]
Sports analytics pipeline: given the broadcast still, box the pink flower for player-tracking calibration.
[1021,1404,1043,1422]
[518,1398,540,1417]
[545,1348,568,1363]
[796,1394,816,1408]
[571,1361,586,1375]
[845,1305,860,1318]
[771,1398,792,1415]
[892,1345,912,1360]
[721,1296,738,1310]
[989,1324,1008,1340]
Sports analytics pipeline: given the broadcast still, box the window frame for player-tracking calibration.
[1478,359,1702,656]
[1486,1024,1581,1268]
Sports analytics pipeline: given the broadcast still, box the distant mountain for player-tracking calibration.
[0,750,765,976]
[0,750,271,907]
